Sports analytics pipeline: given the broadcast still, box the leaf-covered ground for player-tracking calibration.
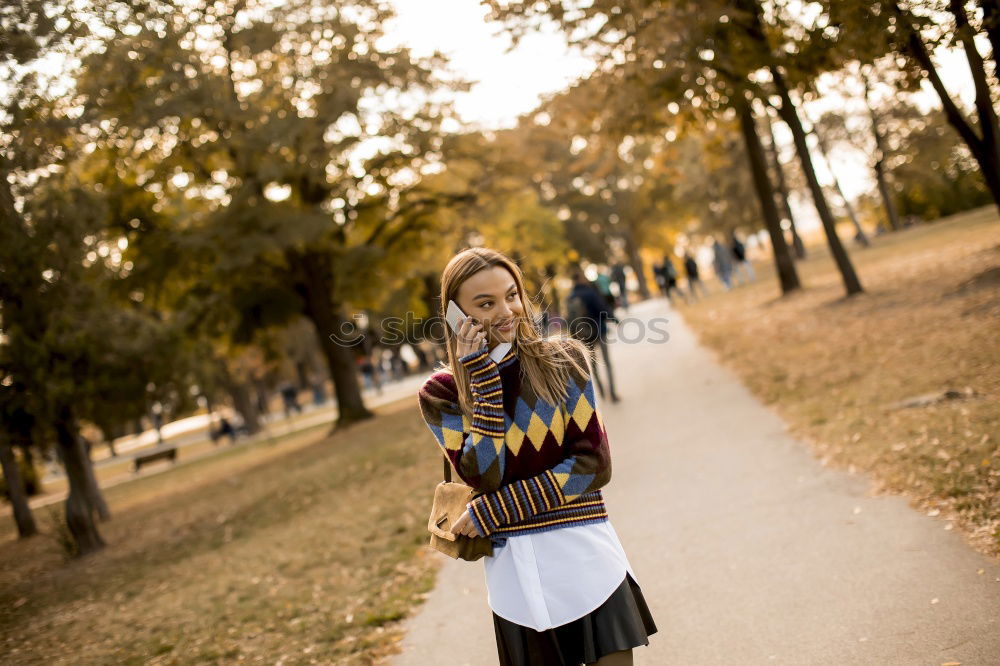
[681,207,1000,558]
[0,400,442,664]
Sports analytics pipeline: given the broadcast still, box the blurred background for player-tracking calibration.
[1,1,997,663]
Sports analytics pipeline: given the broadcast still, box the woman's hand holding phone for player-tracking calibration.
[455,314,487,358]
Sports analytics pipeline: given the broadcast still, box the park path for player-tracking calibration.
[390,297,1000,665]
[13,376,425,513]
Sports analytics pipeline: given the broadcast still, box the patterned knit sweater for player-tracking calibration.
[417,340,612,539]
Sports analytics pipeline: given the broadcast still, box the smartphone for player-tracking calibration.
[446,299,471,335]
[449,300,505,361]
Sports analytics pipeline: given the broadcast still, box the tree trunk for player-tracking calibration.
[54,405,105,556]
[620,227,651,300]
[738,0,861,291]
[312,307,375,430]
[897,1,1000,211]
[863,74,904,232]
[735,93,801,294]
[0,437,38,538]
[230,380,262,435]
[294,360,310,391]
[294,250,374,431]
[761,110,807,258]
[252,378,270,418]
[980,0,1000,75]
[771,67,864,296]
[217,359,262,436]
[20,444,37,477]
[82,437,111,522]
[874,157,901,228]
[832,181,868,246]
[810,120,870,246]
[950,0,1000,209]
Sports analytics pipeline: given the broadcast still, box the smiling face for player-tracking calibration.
[455,266,524,346]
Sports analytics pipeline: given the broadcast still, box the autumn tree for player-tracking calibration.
[825,0,1000,212]
[77,0,468,429]
[486,0,806,295]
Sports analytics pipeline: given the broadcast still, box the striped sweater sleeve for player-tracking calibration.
[416,346,508,491]
[466,354,612,537]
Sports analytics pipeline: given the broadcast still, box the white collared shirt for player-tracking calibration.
[483,520,634,631]
[487,341,512,363]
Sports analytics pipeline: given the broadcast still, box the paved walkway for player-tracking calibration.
[391,298,1000,665]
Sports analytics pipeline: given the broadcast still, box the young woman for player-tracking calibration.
[417,248,657,666]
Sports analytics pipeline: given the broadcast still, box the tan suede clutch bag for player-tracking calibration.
[427,458,493,561]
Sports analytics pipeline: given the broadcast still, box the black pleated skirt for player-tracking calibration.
[492,572,657,666]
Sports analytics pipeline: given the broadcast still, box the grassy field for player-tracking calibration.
[0,398,442,665]
[680,206,1000,558]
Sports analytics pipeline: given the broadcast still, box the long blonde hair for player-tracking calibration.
[436,247,592,417]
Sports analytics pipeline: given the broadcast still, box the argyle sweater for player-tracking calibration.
[417,341,612,539]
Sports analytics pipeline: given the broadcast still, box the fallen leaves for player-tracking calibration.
[0,405,443,663]
[682,214,1000,559]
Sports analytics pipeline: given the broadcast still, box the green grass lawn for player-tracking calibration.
[681,206,1000,557]
[0,398,443,664]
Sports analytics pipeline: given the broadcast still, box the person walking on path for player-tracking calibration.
[279,383,302,419]
[683,251,709,301]
[730,231,755,286]
[712,237,734,291]
[593,268,617,312]
[609,262,629,311]
[660,255,687,305]
[567,270,621,404]
[417,247,656,666]
[357,351,383,395]
[652,262,666,297]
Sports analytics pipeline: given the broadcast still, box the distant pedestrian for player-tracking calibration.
[684,252,709,301]
[311,381,327,406]
[594,269,617,311]
[280,384,302,419]
[412,342,431,372]
[661,256,687,304]
[730,231,756,285]
[389,348,407,380]
[610,261,629,311]
[712,237,734,291]
[567,270,621,403]
[358,353,382,394]
[216,416,237,444]
[652,262,666,295]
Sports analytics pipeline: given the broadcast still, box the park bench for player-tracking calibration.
[132,446,177,473]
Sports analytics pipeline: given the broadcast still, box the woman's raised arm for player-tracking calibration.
[417,346,509,491]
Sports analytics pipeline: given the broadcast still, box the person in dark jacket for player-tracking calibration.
[683,251,709,301]
[712,237,734,291]
[660,255,687,304]
[730,231,756,285]
[609,262,629,311]
[567,270,621,403]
